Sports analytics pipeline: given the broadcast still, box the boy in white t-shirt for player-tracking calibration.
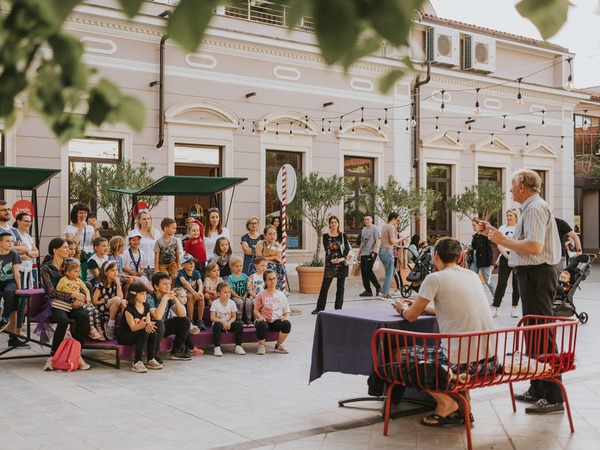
[86,237,109,283]
[122,229,152,291]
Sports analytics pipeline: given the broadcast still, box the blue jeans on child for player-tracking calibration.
[470,261,497,296]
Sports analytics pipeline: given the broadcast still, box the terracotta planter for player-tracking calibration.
[296,265,325,294]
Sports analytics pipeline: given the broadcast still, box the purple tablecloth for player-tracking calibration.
[309,305,438,383]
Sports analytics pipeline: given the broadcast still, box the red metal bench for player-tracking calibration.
[373,315,579,450]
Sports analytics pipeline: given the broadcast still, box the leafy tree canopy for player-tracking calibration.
[445,181,505,223]
[0,0,571,142]
[362,176,438,233]
[288,171,345,265]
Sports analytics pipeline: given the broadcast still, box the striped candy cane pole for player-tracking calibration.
[281,165,287,293]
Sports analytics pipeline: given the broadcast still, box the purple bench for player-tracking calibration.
[25,291,279,369]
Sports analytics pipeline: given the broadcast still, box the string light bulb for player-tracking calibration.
[516,78,524,106]
[275,122,279,139]
[263,119,267,133]
[328,120,331,134]
[252,121,256,135]
[410,115,417,128]
[378,118,381,131]
[405,119,409,134]
[467,117,473,133]
[541,109,546,128]
[321,118,325,134]
[304,116,310,133]
[435,116,439,132]
[525,134,530,149]
[351,120,356,134]
[474,88,481,115]
[384,108,389,128]
[502,115,507,130]
[289,122,294,138]
[490,133,494,145]
[440,90,446,115]
[565,57,574,91]
[240,119,245,131]
[339,115,343,132]
[583,110,589,130]
[360,106,365,123]
[456,131,461,143]
[560,136,564,150]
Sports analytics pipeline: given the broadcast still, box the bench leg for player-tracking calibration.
[508,382,517,412]
[546,378,574,433]
[451,393,473,450]
[382,383,395,436]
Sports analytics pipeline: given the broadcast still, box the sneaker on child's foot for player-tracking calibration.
[213,346,223,357]
[190,324,201,335]
[78,356,91,370]
[274,344,289,354]
[490,306,498,318]
[104,322,116,340]
[154,355,164,365]
[169,351,191,361]
[511,308,519,318]
[190,347,204,356]
[197,320,207,331]
[132,361,148,373]
[8,336,31,349]
[146,358,163,369]
[257,344,266,355]
[89,327,103,340]
[43,357,54,371]
[96,327,106,341]
[0,317,9,332]
[235,345,246,355]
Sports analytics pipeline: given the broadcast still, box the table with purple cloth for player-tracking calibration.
[309,305,438,383]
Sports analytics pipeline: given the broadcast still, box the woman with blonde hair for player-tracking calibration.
[133,210,161,274]
[490,208,520,318]
[240,216,263,275]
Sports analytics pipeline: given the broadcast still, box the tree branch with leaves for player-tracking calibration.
[0,0,574,142]
[288,172,345,265]
[445,182,505,222]
[70,160,162,236]
[362,176,438,233]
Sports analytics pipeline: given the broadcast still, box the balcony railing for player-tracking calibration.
[575,154,600,177]
[222,1,314,31]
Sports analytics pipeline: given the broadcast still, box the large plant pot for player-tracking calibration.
[296,265,325,294]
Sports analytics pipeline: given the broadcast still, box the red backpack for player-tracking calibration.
[51,338,81,372]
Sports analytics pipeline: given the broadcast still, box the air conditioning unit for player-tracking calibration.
[426,26,460,67]
[464,35,496,73]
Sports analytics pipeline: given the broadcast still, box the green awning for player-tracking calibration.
[109,176,247,196]
[0,166,61,190]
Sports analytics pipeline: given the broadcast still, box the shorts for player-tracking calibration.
[158,261,179,278]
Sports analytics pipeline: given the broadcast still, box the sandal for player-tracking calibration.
[421,412,463,427]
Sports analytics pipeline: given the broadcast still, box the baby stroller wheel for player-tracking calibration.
[579,312,589,324]
[401,285,412,298]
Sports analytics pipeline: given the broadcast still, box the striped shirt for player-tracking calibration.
[508,194,561,268]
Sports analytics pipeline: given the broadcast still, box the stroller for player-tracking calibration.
[400,246,435,298]
[553,253,597,324]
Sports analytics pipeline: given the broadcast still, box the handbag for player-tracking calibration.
[51,337,82,372]
[340,233,357,266]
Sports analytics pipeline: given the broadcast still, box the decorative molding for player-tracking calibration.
[472,135,516,155]
[422,131,466,151]
[259,111,319,135]
[350,78,374,92]
[185,53,218,69]
[165,99,239,127]
[520,140,558,158]
[80,36,117,55]
[336,120,390,142]
[273,66,301,81]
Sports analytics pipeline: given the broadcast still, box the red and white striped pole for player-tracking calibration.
[281,165,287,293]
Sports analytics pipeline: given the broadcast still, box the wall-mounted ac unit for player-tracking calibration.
[464,35,496,73]
[426,26,460,67]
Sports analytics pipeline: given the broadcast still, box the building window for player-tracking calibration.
[478,166,502,227]
[574,114,600,177]
[427,163,451,237]
[174,144,221,233]
[265,150,302,249]
[344,156,375,239]
[68,138,121,214]
[533,169,547,200]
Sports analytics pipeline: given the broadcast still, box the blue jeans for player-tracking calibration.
[470,261,497,296]
[379,248,394,295]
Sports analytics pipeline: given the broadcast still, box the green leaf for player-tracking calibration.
[114,96,147,131]
[42,0,83,29]
[285,0,311,29]
[340,33,382,69]
[367,0,425,47]
[117,0,146,18]
[313,0,360,64]
[516,0,572,39]
[167,0,218,53]
[379,69,406,93]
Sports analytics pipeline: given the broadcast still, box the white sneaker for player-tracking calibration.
[274,344,289,354]
[257,344,266,355]
[43,357,54,371]
[214,346,223,357]
[146,358,163,370]
[78,356,91,370]
[132,361,148,373]
[511,308,519,318]
[490,306,498,318]
[235,345,246,355]
[190,324,201,335]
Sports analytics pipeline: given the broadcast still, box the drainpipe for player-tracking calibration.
[150,10,171,149]
[412,61,431,190]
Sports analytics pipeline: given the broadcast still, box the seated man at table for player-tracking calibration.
[392,237,495,427]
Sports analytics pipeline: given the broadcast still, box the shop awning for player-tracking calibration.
[109,175,247,196]
[0,166,61,190]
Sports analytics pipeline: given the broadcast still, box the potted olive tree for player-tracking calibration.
[289,172,345,293]
[445,181,505,223]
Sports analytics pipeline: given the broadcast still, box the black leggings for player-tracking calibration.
[117,329,158,363]
[155,316,191,354]
[492,256,520,308]
[255,319,291,341]
[212,321,243,346]
[50,307,89,354]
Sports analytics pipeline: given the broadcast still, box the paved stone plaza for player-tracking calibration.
[1,267,599,449]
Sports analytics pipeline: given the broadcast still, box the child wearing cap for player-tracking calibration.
[176,253,206,330]
[122,229,153,292]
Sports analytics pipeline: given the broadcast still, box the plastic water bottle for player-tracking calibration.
[32,261,38,288]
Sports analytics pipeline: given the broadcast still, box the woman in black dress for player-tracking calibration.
[312,216,350,314]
